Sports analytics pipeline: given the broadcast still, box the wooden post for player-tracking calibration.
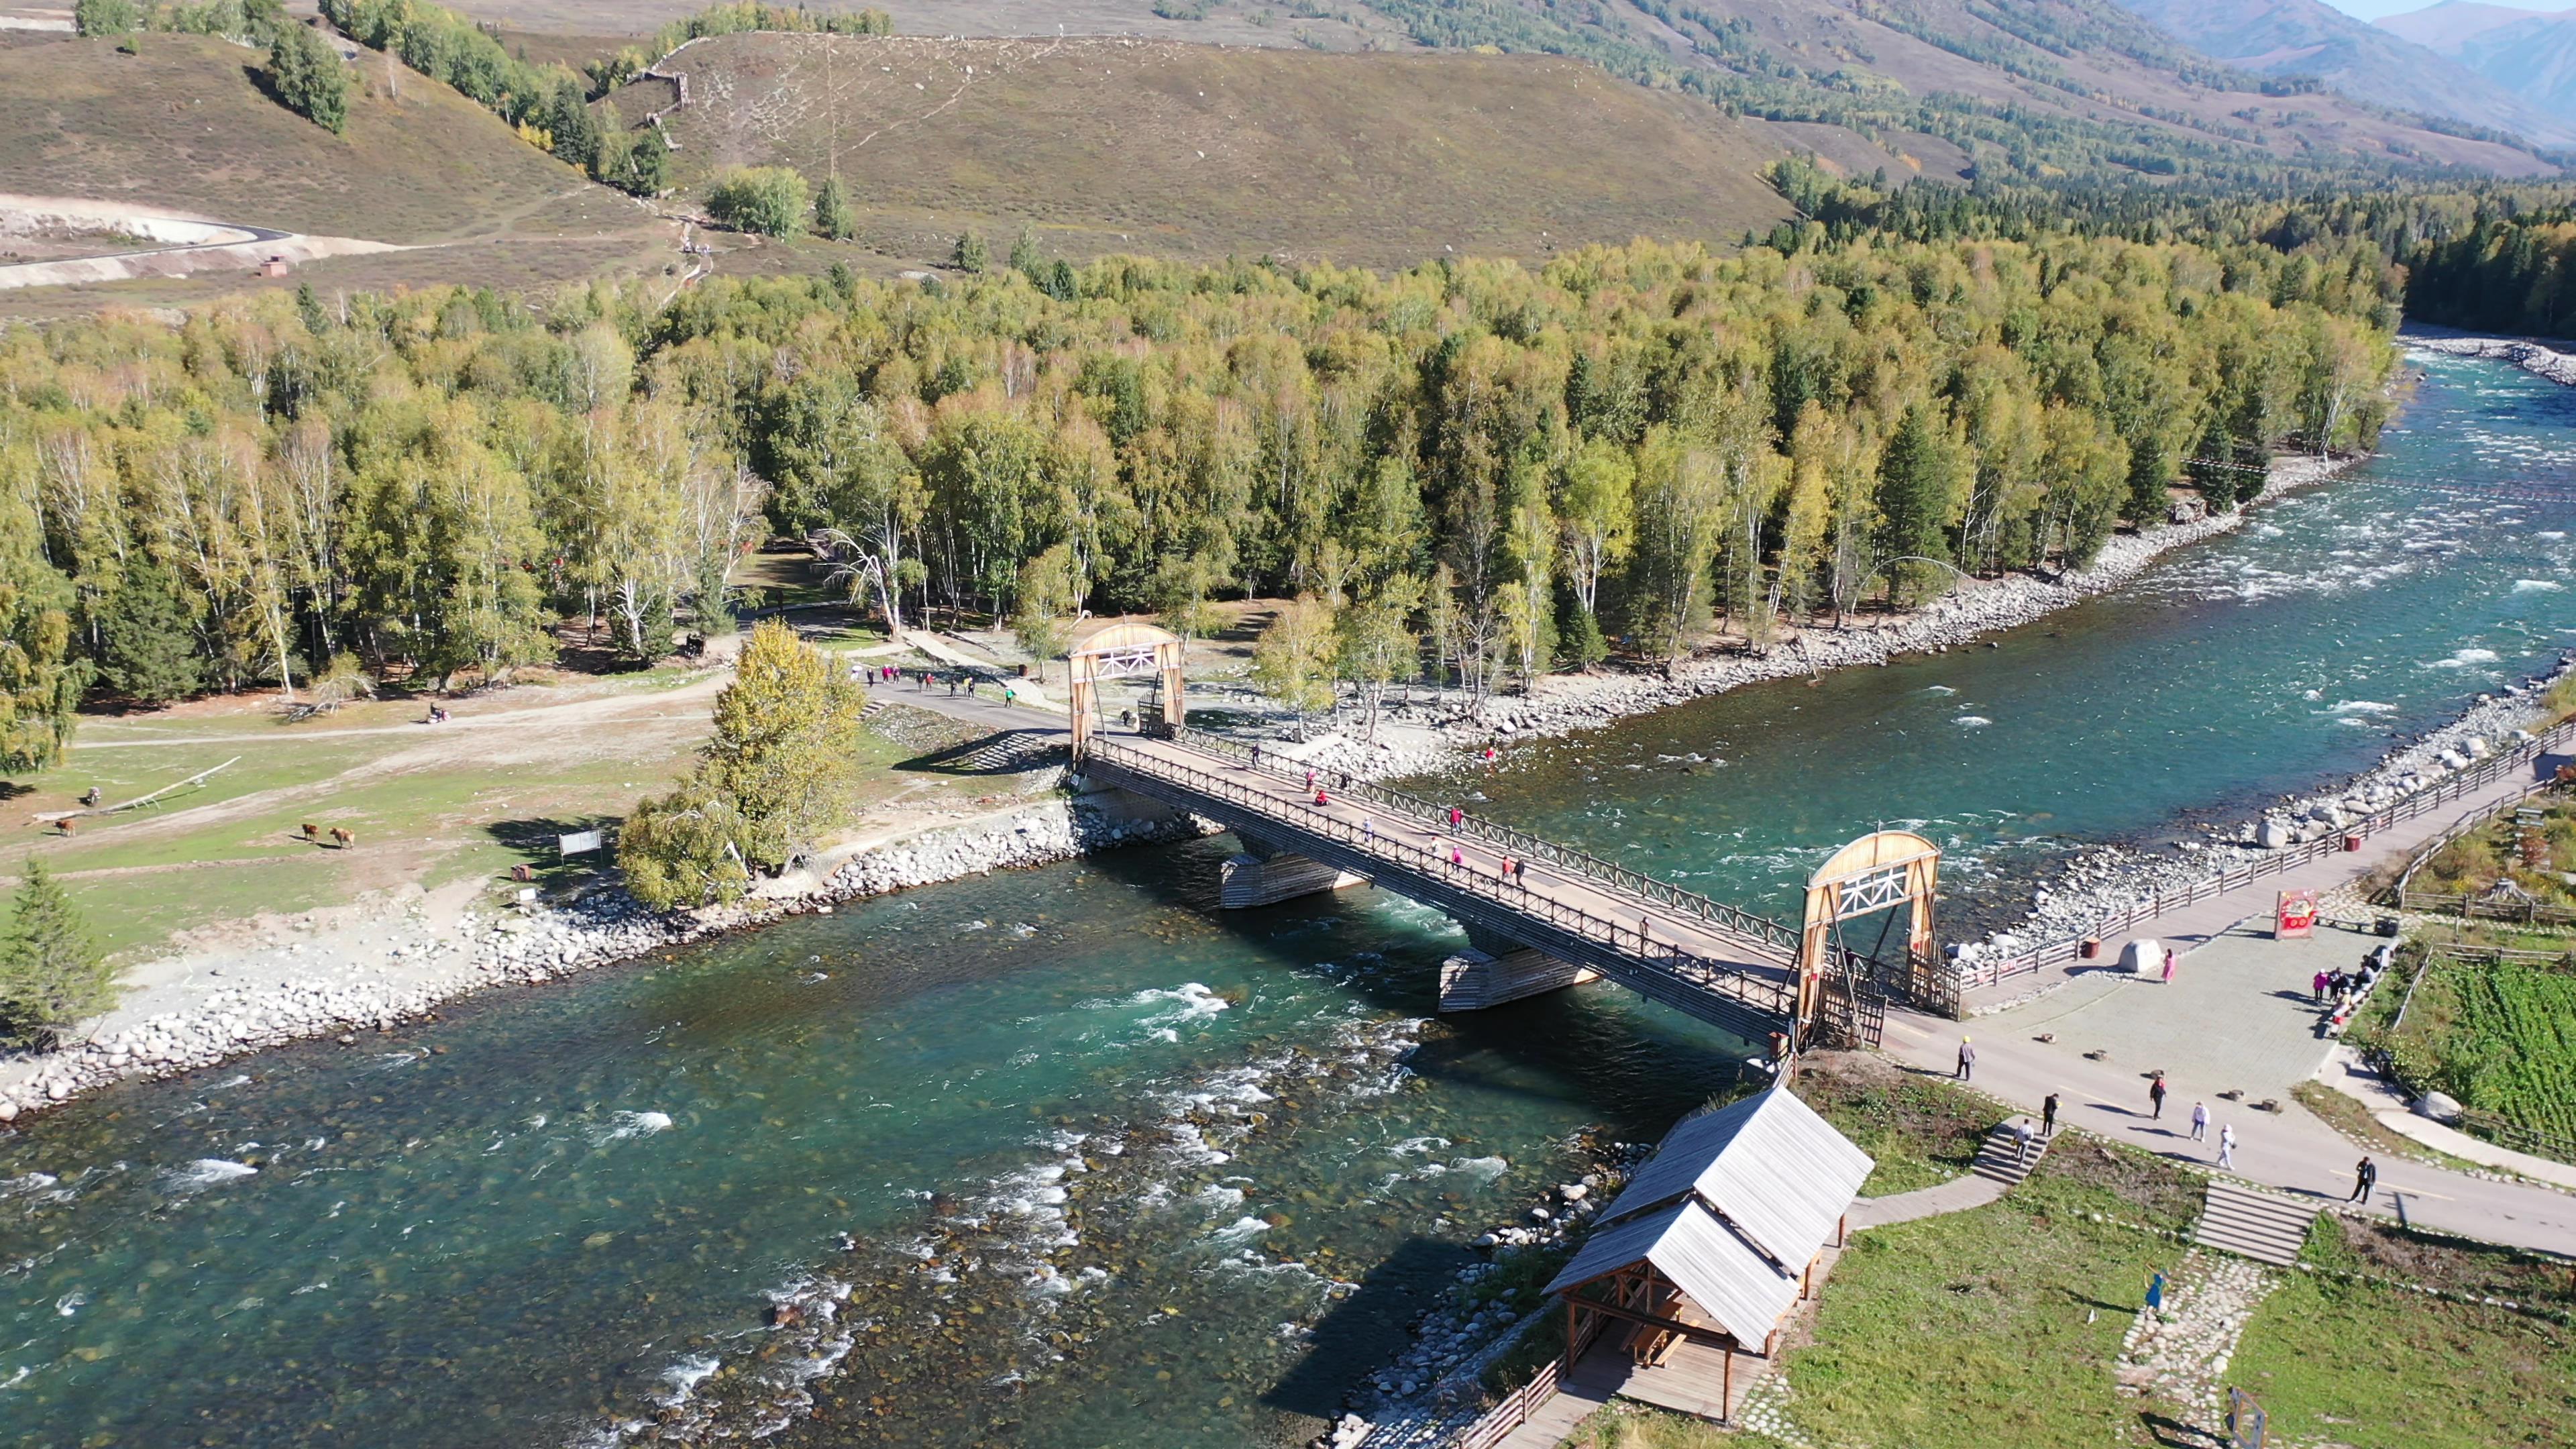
[1563,1295,1576,1373]
[1722,1344,1732,1422]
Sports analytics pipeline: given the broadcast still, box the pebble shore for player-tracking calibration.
[0,795,1210,1123]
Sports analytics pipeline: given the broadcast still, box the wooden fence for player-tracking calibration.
[1946,718,2576,1001]
[1446,1358,1560,1449]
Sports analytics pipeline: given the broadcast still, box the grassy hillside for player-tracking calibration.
[631,34,1796,266]
[0,33,645,244]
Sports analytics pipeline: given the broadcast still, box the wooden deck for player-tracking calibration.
[1077,729,1885,1044]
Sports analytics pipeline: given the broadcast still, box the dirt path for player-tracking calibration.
[0,193,405,289]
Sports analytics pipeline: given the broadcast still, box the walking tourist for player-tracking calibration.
[2312,969,2329,1003]
[2041,1091,2059,1137]
[2144,1270,2167,1316]
[2161,945,2176,984]
[2349,1155,2377,1205]
[2217,1122,2237,1170]
[1362,816,1375,843]
[2149,1071,2167,1120]
[2190,1100,2208,1141]
[1448,805,1464,831]
[2012,1117,2034,1164]
[1955,1036,1976,1081]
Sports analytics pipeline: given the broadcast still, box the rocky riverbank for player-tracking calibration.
[1283,451,2362,784]
[0,790,1210,1124]
[2408,333,2576,387]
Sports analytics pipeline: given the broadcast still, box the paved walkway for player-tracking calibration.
[1964,743,2562,1014]
[2318,1046,2576,1191]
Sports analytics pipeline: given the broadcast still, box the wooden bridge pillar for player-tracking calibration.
[1218,828,1368,910]
[1438,928,1599,1012]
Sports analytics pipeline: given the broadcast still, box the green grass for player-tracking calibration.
[1768,1147,2198,1449]
[2236,1227,2576,1444]
[1794,1054,1996,1195]
[2381,955,2576,1143]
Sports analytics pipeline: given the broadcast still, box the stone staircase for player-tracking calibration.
[1967,1116,2048,1189]
[2193,1181,2317,1267]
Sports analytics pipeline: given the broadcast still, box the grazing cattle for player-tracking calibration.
[54,816,74,836]
[302,822,320,841]
[329,827,355,849]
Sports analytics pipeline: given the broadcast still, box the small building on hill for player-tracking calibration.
[1542,1084,1873,1420]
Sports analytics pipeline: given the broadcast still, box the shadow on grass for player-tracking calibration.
[482,814,619,883]
[891,730,1068,777]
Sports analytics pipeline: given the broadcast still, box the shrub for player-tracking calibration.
[706,166,810,237]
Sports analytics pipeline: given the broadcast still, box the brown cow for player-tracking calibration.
[329,827,355,849]
[54,816,74,836]
[302,822,320,841]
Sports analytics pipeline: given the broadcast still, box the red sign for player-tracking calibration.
[2275,890,2318,939]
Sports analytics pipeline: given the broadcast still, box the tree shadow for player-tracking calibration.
[0,782,32,804]
[482,814,618,881]
[1260,1236,1473,1419]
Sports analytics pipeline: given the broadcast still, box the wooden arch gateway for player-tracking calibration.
[1796,830,1939,1045]
[1067,622,1186,757]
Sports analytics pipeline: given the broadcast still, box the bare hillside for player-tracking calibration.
[629,34,1799,266]
[0,34,649,244]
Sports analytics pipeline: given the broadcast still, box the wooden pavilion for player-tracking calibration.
[1542,1085,1874,1422]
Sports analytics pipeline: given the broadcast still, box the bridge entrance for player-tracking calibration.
[1796,831,1939,1049]
[1067,623,1186,757]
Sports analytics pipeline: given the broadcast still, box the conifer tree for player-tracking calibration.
[812,178,854,241]
[267,22,349,133]
[0,859,113,1050]
[99,555,205,706]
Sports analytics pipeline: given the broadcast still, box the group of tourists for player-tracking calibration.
[2312,944,2394,1028]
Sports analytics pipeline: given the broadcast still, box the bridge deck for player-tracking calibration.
[1078,731,1833,1044]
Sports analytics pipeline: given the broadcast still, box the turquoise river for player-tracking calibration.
[5,346,2576,1448]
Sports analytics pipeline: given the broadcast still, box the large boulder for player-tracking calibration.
[2258,818,2296,849]
[2412,1091,2464,1124]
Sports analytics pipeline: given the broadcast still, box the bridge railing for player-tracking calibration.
[1081,735,1803,1024]
[1163,727,1812,958]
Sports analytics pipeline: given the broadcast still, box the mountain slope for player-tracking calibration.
[631,34,1797,266]
[2383,1,2576,129]
[0,33,645,244]
[2107,0,2576,144]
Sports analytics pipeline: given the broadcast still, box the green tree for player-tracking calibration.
[268,21,350,133]
[953,229,989,273]
[812,177,854,241]
[706,167,810,237]
[0,859,113,1050]
[74,0,138,36]
[1010,543,1080,683]
[1008,223,1042,278]
[99,555,205,706]
[697,619,867,870]
[1626,426,1727,674]
[546,78,601,171]
[0,482,84,771]
[1249,595,1338,737]
[618,781,753,911]
[1874,403,1965,606]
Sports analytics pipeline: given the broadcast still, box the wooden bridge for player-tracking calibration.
[1075,727,1886,1049]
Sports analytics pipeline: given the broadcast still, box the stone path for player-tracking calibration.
[2116,1248,2279,1416]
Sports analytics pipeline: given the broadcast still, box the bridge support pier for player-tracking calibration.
[1218,830,1367,910]
[1439,929,1597,1012]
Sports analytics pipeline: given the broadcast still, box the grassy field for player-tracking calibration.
[629,34,1795,269]
[1792,1051,1997,1196]
[2228,1214,2576,1449]
[8,607,1013,961]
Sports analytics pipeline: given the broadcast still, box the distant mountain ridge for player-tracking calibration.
[2380,1,2576,130]
[2106,0,2576,144]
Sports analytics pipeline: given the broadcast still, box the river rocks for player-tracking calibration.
[2409,333,2576,388]
[0,794,1216,1125]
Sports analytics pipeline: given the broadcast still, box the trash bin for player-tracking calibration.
[2343,833,2364,852]
[2079,937,2102,961]
[2376,916,2402,938]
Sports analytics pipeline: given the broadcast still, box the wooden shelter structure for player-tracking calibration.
[1065,622,1185,758]
[1544,1085,1873,1421]
[1795,829,1939,1046]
